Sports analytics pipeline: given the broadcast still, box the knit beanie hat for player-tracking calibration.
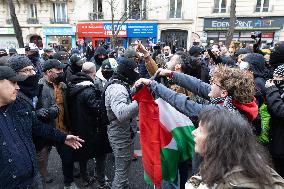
[274,64,284,77]
[8,55,33,72]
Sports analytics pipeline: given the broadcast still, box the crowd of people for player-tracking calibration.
[0,39,284,189]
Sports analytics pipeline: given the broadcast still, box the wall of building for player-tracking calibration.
[195,0,284,45]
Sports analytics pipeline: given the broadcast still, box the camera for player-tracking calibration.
[251,32,262,40]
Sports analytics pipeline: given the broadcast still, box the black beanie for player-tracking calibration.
[8,55,33,72]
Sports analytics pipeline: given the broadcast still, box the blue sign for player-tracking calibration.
[43,27,76,36]
[127,23,157,38]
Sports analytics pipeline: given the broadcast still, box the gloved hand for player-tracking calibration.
[48,104,60,119]
[36,108,49,118]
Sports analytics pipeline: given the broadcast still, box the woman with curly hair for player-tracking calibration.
[135,64,258,123]
[186,109,284,188]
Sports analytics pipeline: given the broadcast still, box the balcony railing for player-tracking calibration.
[27,18,39,24]
[50,18,69,24]
[88,12,104,20]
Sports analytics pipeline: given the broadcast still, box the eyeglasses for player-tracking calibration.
[18,68,36,74]
[210,79,224,89]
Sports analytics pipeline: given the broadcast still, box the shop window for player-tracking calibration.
[126,0,147,20]
[89,0,103,20]
[52,3,68,24]
[256,0,270,12]
[213,0,227,13]
[169,0,182,18]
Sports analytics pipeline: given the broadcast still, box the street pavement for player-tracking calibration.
[46,132,153,189]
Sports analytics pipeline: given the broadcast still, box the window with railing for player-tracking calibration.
[256,0,270,12]
[89,0,103,20]
[125,0,147,20]
[213,0,227,13]
[29,4,37,18]
[169,0,182,18]
[52,3,68,24]
[27,4,39,24]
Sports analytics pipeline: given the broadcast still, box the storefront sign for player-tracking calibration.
[104,23,127,37]
[77,23,127,38]
[43,27,75,36]
[0,28,15,34]
[127,23,157,37]
[77,23,105,37]
[77,22,157,38]
[204,17,284,30]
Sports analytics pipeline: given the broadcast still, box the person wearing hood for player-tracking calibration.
[244,53,271,106]
[265,64,284,178]
[67,62,111,188]
[270,42,284,70]
[96,58,118,87]
[65,54,86,83]
[104,57,139,189]
[27,47,43,77]
[90,46,108,71]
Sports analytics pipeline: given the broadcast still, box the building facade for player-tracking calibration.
[75,0,195,50]
[195,0,284,46]
[0,0,196,50]
[0,0,77,49]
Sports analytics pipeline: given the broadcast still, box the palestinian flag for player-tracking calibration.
[133,86,195,188]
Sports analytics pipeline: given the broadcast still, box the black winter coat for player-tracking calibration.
[0,98,66,188]
[67,73,111,161]
[266,86,284,157]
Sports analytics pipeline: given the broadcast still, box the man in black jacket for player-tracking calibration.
[0,66,84,188]
[68,62,111,188]
[265,64,284,178]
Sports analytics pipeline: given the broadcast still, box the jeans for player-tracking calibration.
[55,143,74,185]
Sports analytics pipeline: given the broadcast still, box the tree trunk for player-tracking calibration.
[225,0,236,48]
[8,0,24,48]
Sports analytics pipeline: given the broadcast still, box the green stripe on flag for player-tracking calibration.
[160,148,179,182]
[171,126,195,162]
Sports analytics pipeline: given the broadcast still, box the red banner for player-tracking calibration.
[77,23,105,38]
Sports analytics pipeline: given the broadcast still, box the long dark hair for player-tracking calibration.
[198,109,272,187]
